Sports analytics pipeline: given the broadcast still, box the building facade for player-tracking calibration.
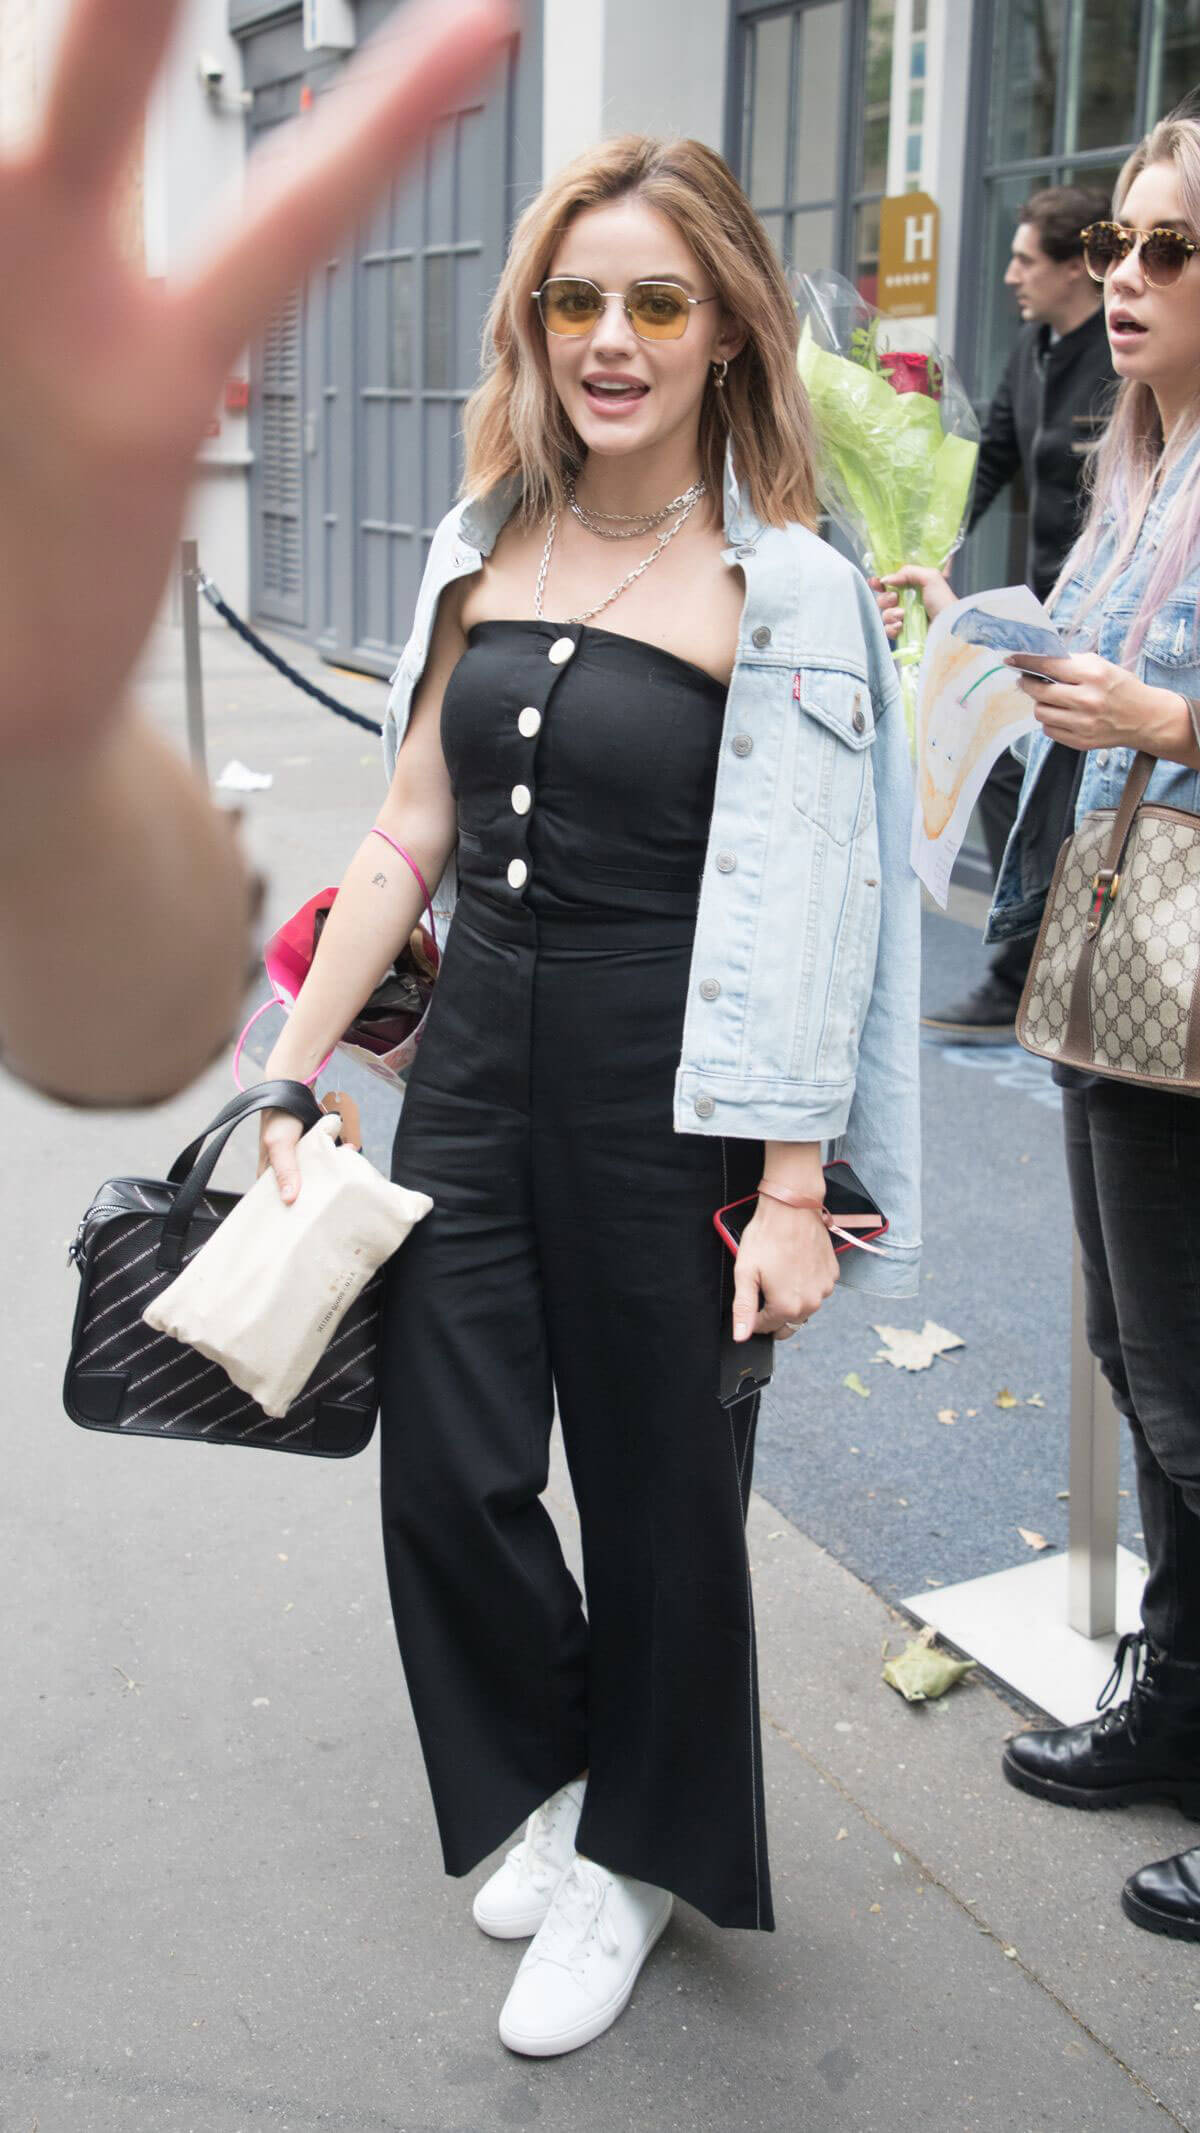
[146,0,1198,657]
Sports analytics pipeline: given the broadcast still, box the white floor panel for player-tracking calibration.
[903,1548,1147,1724]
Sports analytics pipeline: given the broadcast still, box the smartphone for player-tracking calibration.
[718,1322,774,1408]
[713,1159,888,1258]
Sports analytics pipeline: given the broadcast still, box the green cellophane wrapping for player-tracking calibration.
[796,322,979,747]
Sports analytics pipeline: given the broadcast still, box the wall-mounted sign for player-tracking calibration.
[877,191,939,318]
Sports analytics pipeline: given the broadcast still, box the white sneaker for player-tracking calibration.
[497,1855,673,2057]
[471,1777,586,1940]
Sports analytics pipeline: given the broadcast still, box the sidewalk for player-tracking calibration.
[3,618,1195,2132]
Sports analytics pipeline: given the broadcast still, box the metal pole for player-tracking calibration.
[180,539,207,783]
[1067,1229,1120,1637]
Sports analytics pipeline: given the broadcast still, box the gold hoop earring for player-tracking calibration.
[712,358,729,389]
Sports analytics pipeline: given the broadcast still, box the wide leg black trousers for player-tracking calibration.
[378,890,772,1930]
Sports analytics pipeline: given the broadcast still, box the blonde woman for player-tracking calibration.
[883,109,1200,1946]
[263,135,920,2050]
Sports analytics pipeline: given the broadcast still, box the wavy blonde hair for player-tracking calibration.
[1050,108,1200,659]
[460,134,818,530]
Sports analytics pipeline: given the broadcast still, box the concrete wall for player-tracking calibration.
[542,0,728,180]
[145,0,252,621]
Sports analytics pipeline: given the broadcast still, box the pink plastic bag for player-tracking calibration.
[234,834,439,1093]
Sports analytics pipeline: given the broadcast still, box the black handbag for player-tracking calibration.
[64,1080,380,1457]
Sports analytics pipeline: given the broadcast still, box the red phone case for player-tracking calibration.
[713,1161,889,1258]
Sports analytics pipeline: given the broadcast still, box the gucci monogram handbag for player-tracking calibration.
[1017,750,1200,1091]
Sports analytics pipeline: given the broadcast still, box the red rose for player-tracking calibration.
[880,351,940,399]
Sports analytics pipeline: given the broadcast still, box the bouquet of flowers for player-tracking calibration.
[791,268,980,747]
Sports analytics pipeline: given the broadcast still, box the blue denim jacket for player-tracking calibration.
[382,447,921,1295]
[989,424,1200,945]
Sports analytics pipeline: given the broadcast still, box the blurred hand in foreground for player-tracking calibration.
[0,0,514,762]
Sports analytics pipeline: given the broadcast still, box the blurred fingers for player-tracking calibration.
[39,0,182,194]
[180,0,514,375]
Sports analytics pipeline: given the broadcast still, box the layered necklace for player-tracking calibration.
[534,474,707,626]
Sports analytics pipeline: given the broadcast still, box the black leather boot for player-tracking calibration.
[1122,1846,1200,1940]
[1001,1631,1200,1816]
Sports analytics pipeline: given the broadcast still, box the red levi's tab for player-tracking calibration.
[792,673,803,700]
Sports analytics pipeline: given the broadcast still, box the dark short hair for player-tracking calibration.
[1016,185,1113,262]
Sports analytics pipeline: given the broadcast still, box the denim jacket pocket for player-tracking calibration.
[792,668,876,846]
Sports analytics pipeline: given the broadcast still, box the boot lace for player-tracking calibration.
[1095,1629,1150,1742]
[527,1858,619,1977]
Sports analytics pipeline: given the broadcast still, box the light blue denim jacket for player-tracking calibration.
[382,447,921,1295]
[989,424,1200,944]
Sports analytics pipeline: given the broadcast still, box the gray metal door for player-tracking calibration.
[304,68,515,673]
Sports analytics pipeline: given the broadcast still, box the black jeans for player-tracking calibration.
[1064,1079,1200,1659]
[979,750,1034,997]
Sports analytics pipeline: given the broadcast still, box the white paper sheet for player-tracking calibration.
[910,584,1059,907]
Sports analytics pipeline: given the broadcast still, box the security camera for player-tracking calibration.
[198,54,225,90]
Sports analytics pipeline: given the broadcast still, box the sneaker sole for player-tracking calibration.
[473,1899,552,1940]
[498,1896,673,2057]
[1002,1748,1200,1819]
[1121,1881,1200,1941]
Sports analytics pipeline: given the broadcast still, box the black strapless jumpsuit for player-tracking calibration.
[378,620,772,1931]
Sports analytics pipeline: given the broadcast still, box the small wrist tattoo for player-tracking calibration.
[371,871,388,888]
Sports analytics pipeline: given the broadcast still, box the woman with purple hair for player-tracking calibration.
[881,105,1200,1945]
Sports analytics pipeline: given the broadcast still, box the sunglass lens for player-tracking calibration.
[628,284,690,339]
[540,280,603,334]
[1083,224,1129,279]
[1142,230,1191,286]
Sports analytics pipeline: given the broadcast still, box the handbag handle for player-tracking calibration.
[1085,750,1157,939]
[158,1079,323,1270]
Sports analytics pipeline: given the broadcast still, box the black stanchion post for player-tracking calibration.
[180,539,207,783]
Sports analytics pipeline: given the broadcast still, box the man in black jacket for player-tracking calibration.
[924,185,1116,1040]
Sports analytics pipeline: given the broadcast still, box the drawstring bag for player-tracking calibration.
[144,1114,432,1418]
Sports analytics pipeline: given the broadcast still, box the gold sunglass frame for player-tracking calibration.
[531,276,720,341]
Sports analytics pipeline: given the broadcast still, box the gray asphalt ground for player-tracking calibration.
[4,615,1197,2133]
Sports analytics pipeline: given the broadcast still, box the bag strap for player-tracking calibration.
[370,827,440,966]
[1062,750,1158,1061]
[158,1079,322,1270]
[1085,750,1157,940]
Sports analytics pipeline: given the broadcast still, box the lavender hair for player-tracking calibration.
[1048,108,1200,662]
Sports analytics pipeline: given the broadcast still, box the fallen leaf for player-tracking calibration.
[252,1696,271,1707]
[1026,1393,1046,1408]
[843,1371,871,1398]
[767,1529,785,1540]
[1018,1527,1051,1552]
[995,1388,1019,1409]
[1056,1490,1070,1501]
[836,1827,848,1841]
[937,1408,958,1425]
[1003,1945,1018,1959]
[869,1903,882,1914]
[872,1321,965,1372]
[882,1635,975,1702]
[966,1408,979,1417]
[925,1576,944,1588]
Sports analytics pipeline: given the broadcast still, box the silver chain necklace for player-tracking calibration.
[535,486,706,625]
[566,474,706,541]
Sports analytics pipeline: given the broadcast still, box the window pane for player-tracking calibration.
[791,1,846,201]
[748,13,792,209]
[977,169,1051,399]
[424,253,451,391]
[786,203,836,276]
[853,197,882,307]
[1149,0,1200,120]
[758,210,786,262]
[989,0,1065,165]
[859,0,895,192]
[390,259,414,392]
[1066,0,1140,153]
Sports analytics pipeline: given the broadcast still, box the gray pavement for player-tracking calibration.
[4,615,1198,2132]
